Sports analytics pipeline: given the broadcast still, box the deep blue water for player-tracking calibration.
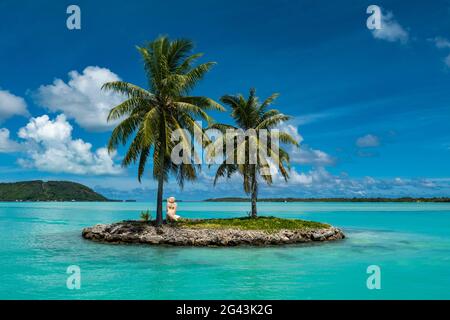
[0,202,449,299]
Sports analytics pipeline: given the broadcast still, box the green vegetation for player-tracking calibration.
[140,210,151,222]
[175,216,329,232]
[204,197,450,203]
[208,89,299,218]
[0,180,108,202]
[104,36,223,226]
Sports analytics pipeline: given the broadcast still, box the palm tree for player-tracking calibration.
[103,36,223,226]
[208,89,298,218]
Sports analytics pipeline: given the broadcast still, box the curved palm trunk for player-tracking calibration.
[250,166,258,218]
[251,189,257,218]
[155,118,166,227]
[156,170,164,227]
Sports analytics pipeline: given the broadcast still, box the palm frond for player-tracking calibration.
[102,81,152,99]
[276,131,300,147]
[256,114,291,130]
[179,96,225,112]
[107,114,142,152]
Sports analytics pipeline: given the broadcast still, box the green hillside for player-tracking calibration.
[0,180,109,202]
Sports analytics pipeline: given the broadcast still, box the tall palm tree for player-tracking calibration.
[103,36,223,226]
[208,89,299,218]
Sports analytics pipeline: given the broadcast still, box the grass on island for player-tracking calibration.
[173,216,330,232]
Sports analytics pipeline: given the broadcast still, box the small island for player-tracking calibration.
[82,217,345,246]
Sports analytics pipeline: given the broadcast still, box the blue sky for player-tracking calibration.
[1,0,450,200]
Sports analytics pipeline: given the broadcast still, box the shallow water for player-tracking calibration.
[0,202,449,299]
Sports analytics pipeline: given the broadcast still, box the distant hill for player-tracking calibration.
[204,197,450,203]
[0,180,109,202]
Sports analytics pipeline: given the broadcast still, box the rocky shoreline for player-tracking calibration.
[82,221,345,246]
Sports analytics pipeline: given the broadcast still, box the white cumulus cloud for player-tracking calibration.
[290,145,335,166]
[265,165,450,198]
[17,114,122,175]
[0,128,22,153]
[277,122,334,166]
[356,134,380,148]
[273,167,333,187]
[33,66,126,131]
[371,11,409,44]
[0,89,29,122]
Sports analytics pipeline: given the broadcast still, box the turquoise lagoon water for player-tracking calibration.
[0,201,449,299]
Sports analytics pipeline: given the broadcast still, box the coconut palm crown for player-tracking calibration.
[103,36,224,226]
[208,88,299,217]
